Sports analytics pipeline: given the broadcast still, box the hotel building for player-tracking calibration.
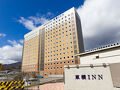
[21,7,84,75]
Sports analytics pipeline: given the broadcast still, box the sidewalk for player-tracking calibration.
[28,82,64,90]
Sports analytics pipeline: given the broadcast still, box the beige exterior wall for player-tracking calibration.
[22,7,84,75]
[22,35,39,72]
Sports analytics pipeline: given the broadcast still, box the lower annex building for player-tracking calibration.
[21,7,84,76]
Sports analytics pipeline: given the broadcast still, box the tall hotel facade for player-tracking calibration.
[22,7,84,76]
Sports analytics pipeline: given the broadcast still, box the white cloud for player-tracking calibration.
[18,12,52,30]
[8,40,17,45]
[0,40,23,64]
[18,17,36,30]
[19,39,24,44]
[77,0,120,50]
[0,33,6,37]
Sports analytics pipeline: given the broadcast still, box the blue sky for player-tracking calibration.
[0,0,120,64]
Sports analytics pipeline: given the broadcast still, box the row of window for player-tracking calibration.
[45,61,74,66]
[46,23,71,33]
[45,60,74,66]
[45,18,72,30]
[45,42,73,48]
[46,52,73,58]
[46,67,63,70]
[46,30,72,37]
[46,56,74,61]
[45,43,72,52]
[47,42,72,47]
[46,47,72,54]
[46,35,72,41]
[47,38,72,43]
[46,33,72,40]
[45,13,71,26]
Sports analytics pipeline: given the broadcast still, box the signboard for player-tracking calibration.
[64,64,114,90]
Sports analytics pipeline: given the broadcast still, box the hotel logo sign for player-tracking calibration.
[75,74,103,80]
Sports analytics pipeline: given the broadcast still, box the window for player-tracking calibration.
[67,52,69,54]
[71,56,73,58]
[96,56,99,59]
[68,61,69,63]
